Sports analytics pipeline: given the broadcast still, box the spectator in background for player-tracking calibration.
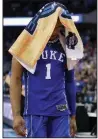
[75,29,97,113]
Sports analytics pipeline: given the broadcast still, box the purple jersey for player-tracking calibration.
[24,40,70,116]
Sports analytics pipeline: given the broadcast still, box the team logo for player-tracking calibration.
[66,32,78,50]
[56,104,67,111]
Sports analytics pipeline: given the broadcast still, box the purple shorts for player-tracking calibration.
[24,115,71,138]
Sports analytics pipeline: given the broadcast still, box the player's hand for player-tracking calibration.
[70,116,77,137]
[13,115,26,137]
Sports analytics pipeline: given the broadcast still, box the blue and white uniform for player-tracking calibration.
[23,39,76,137]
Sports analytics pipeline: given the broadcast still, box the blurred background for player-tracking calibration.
[3,0,97,138]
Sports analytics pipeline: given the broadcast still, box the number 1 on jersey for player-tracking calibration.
[45,63,51,79]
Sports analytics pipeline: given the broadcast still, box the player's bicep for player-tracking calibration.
[11,57,23,81]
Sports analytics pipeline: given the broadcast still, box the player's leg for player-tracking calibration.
[24,115,48,137]
[48,115,71,138]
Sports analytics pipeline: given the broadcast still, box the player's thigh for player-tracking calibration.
[49,115,71,138]
[24,115,47,137]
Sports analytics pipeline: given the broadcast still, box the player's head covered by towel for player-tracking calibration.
[9,2,84,73]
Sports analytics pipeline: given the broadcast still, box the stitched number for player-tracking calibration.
[45,63,51,79]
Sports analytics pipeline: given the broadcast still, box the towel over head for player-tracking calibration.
[9,2,84,73]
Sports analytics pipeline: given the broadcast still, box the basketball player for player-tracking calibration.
[10,19,77,137]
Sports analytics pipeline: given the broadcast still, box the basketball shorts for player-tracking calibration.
[24,115,71,138]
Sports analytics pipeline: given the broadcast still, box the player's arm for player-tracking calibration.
[65,68,77,136]
[58,27,76,115]
[65,69,76,117]
[10,57,23,117]
[10,57,26,136]
[58,25,77,136]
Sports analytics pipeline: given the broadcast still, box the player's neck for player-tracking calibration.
[49,37,58,44]
[49,35,58,43]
